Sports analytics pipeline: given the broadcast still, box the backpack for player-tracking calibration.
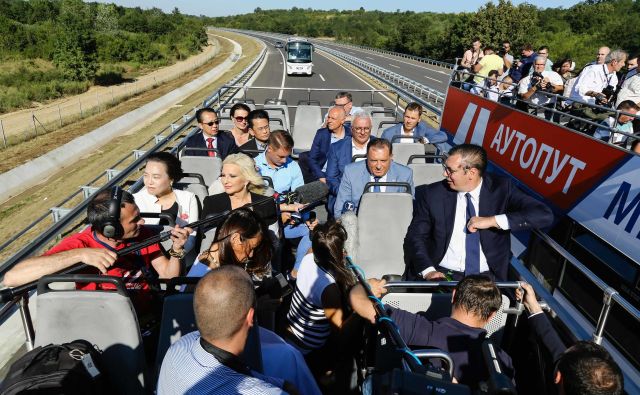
[0,339,110,395]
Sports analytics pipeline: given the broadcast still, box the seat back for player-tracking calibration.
[264,105,290,131]
[392,143,426,166]
[409,163,444,186]
[376,120,399,138]
[180,156,223,187]
[292,104,322,153]
[382,292,511,344]
[35,275,147,394]
[356,190,413,278]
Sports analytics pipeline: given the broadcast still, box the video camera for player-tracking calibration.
[531,71,553,92]
[596,85,616,106]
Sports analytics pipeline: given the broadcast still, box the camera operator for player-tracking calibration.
[518,56,564,119]
[497,40,514,71]
[569,49,627,106]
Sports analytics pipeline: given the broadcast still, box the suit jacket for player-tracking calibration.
[380,121,448,147]
[308,125,351,180]
[403,173,553,281]
[334,160,414,217]
[326,137,357,196]
[202,192,277,227]
[238,139,265,158]
[183,130,238,159]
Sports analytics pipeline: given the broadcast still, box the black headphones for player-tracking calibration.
[99,186,124,239]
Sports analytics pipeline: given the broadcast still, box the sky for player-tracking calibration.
[94,1,584,17]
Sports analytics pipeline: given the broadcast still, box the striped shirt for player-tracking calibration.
[157,331,286,395]
[287,254,335,354]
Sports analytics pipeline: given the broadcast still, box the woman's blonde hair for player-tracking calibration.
[222,153,267,195]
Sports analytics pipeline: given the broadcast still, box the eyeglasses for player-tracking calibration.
[234,116,248,122]
[353,127,371,132]
[202,120,220,126]
[441,162,470,176]
[253,125,270,132]
[534,63,546,66]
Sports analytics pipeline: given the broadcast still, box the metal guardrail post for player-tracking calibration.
[105,169,121,181]
[50,207,72,223]
[18,294,35,351]
[593,288,618,345]
[154,135,166,144]
[133,150,146,160]
[80,186,99,200]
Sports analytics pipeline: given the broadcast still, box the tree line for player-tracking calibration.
[209,0,640,68]
[0,0,208,113]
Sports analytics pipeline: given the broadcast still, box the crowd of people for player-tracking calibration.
[1,90,626,394]
[457,38,640,152]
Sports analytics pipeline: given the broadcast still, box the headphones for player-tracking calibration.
[99,186,124,239]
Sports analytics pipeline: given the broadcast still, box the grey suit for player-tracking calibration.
[334,160,414,217]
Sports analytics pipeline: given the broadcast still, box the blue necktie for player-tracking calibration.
[373,177,381,193]
[465,193,480,275]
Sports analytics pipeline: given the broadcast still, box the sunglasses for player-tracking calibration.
[202,120,220,126]
[234,116,248,122]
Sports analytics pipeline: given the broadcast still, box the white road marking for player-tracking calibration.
[389,63,400,69]
[276,49,286,100]
[424,75,443,83]
[366,57,374,60]
[336,45,451,75]
[319,74,326,82]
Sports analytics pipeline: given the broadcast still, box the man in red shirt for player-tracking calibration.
[3,189,191,299]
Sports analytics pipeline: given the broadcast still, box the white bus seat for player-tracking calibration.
[35,275,147,394]
[219,119,235,131]
[372,116,397,137]
[381,292,511,344]
[174,182,208,205]
[293,104,322,153]
[180,156,222,187]
[269,118,286,132]
[357,189,413,279]
[408,163,444,186]
[392,143,426,166]
[264,105,290,131]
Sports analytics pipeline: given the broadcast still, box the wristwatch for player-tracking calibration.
[168,247,186,259]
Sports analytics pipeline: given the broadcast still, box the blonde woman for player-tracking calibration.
[202,153,277,226]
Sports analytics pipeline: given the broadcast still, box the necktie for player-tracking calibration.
[465,193,480,275]
[373,176,381,193]
[206,137,216,157]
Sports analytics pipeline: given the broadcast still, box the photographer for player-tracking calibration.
[518,56,564,119]
[498,40,514,71]
[569,49,627,106]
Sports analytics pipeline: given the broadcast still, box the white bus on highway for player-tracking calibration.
[285,37,313,76]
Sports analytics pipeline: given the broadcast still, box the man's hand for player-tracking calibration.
[515,282,543,315]
[424,271,446,280]
[79,248,117,274]
[467,216,499,232]
[366,278,387,298]
[169,225,193,253]
[319,178,327,184]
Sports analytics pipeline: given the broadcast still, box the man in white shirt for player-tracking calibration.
[570,49,627,105]
[518,56,564,119]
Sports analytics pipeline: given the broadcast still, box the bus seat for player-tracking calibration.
[264,105,290,131]
[34,275,148,394]
[408,163,443,186]
[392,143,426,166]
[180,156,222,187]
[293,104,322,153]
[357,188,413,279]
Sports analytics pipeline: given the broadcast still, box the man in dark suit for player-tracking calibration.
[404,143,553,282]
[350,275,514,389]
[239,109,270,158]
[307,106,351,183]
[183,108,238,159]
[326,112,373,215]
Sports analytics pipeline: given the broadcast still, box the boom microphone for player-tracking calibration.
[340,209,358,262]
[294,181,329,204]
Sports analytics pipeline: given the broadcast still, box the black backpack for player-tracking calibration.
[0,339,110,395]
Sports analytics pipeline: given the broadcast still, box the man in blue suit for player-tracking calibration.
[404,144,553,282]
[326,112,373,215]
[307,106,351,183]
[380,102,448,150]
[183,108,238,159]
[334,139,414,217]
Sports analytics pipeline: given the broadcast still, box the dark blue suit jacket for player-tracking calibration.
[308,125,351,180]
[183,130,238,159]
[326,137,357,196]
[403,173,553,281]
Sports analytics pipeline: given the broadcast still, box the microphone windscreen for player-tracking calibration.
[295,181,329,204]
[340,210,358,260]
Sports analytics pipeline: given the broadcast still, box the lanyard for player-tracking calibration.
[199,337,254,377]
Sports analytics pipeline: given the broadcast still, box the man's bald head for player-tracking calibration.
[326,105,347,132]
[194,265,256,341]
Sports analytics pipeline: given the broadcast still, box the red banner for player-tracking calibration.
[440,87,629,210]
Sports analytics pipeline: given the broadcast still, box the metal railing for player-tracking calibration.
[0,45,268,273]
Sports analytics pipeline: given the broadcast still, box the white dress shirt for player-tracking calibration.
[420,180,510,277]
[351,139,368,160]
